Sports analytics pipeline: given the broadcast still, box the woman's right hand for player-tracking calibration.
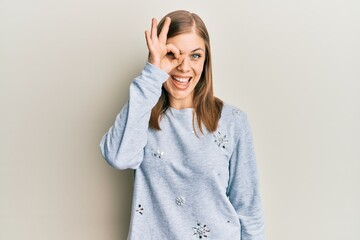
[145,17,185,73]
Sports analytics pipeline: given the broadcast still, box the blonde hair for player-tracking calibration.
[149,10,223,134]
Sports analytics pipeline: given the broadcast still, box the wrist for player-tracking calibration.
[148,58,160,69]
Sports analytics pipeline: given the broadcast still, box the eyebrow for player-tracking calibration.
[179,48,205,54]
[192,48,205,52]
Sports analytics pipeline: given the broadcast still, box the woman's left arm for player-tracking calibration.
[227,111,265,240]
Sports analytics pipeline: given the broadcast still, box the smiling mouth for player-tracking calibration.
[172,76,191,82]
[171,76,192,89]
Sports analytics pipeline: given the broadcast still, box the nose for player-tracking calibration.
[177,56,190,72]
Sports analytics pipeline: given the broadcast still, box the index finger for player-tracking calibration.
[159,17,171,43]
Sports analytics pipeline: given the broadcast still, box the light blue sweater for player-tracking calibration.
[100,63,265,239]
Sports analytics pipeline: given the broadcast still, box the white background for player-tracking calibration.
[1,0,359,239]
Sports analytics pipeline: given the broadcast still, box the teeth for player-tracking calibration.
[173,76,190,83]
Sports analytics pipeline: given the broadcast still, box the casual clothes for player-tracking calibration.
[100,63,265,239]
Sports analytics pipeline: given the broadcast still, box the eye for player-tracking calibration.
[191,53,201,59]
[166,52,175,59]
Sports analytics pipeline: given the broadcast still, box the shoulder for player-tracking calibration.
[213,103,253,155]
[218,103,252,139]
[220,102,248,123]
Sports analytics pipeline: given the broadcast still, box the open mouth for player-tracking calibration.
[171,76,192,89]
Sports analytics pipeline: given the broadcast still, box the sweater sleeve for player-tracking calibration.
[227,111,265,240]
[99,62,169,170]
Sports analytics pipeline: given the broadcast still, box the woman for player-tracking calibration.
[100,10,265,239]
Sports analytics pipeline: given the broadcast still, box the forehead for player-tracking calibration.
[166,32,205,52]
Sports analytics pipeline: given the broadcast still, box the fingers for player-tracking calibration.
[166,44,180,59]
[159,17,171,43]
[172,54,186,67]
[145,18,159,52]
[166,44,186,69]
[145,30,152,51]
[146,16,171,49]
[150,18,158,42]
[145,17,179,71]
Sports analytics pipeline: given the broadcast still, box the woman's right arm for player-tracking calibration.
[99,63,168,169]
[99,17,184,170]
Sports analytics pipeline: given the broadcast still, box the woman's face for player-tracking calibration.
[164,32,206,109]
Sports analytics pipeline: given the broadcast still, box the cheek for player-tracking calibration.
[194,63,204,78]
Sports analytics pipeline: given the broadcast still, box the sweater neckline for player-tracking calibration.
[167,107,194,117]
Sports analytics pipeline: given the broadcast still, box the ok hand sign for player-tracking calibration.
[145,17,185,73]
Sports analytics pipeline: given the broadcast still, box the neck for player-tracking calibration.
[169,98,194,110]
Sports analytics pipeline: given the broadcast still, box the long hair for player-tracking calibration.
[149,10,223,134]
